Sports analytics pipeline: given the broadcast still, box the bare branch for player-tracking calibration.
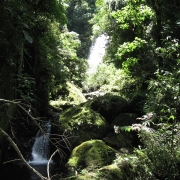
[47,149,58,179]
[3,159,21,164]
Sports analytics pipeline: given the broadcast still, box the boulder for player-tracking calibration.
[62,140,126,180]
[59,105,108,147]
[90,93,129,123]
[66,140,117,172]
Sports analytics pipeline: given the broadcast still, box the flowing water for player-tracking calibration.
[28,122,52,180]
[29,122,51,165]
[87,34,109,74]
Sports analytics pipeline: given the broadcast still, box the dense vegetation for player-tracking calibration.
[1,0,180,179]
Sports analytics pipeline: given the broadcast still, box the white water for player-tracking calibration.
[87,34,108,74]
[29,122,51,165]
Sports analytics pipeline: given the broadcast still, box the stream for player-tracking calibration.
[28,122,52,180]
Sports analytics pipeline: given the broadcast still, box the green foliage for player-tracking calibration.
[16,74,35,102]
[0,0,68,112]
[112,0,154,31]
[119,126,132,133]
[145,37,180,122]
[91,0,156,83]
[66,0,96,58]
[83,63,118,91]
[83,63,135,93]
[115,37,147,74]
[90,0,111,36]
[0,0,89,113]
[49,25,88,89]
[138,125,180,179]
[113,123,180,179]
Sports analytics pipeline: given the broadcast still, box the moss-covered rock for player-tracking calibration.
[59,105,108,146]
[98,164,123,180]
[66,140,117,171]
[90,94,129,123]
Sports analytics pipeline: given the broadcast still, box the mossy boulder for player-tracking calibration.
[59,105,108,147]
[66,140,117,171]
[90,94,129,123]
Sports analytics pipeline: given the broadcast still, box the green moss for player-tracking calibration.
[61,172,101,180]
[67,140,117,170]
[98,164,123,180]
[63,162,123,180]
[66,82,86,104]
[50,82,86,108]
[59,105,108,146]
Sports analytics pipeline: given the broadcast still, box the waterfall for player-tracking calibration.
[29,122,51,165]
[87,34,109,74]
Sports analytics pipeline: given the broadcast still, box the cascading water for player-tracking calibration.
[29,122,51,165]
[87,34,109,74]
[28,122,52,180]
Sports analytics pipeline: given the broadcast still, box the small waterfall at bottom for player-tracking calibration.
[29,122,52,180]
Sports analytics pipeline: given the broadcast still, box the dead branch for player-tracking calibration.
[47,149,58,179]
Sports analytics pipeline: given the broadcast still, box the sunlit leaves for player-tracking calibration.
[146,67,180,122]
[112,1,154,31]
[115,37,147,73]
[116,37,147,59]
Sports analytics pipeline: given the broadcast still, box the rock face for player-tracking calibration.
[59,105,108,147]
